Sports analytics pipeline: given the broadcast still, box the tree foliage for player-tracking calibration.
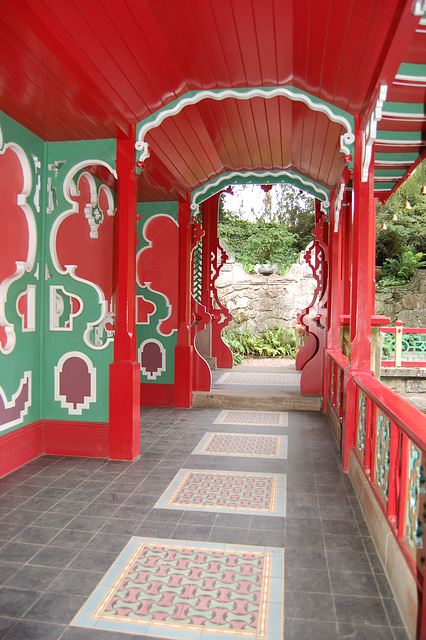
[376,161,426,266]
[378,250,426,288]
[218,216,298,273]
[218,183,315,272]
[263,184,315,252]
[223,325,296,364]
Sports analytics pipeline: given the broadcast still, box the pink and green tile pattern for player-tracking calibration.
[214,409,288,426]
[192,432,288,459]
[71,537,284,640]
[215,371,300,387]
[155,469,286,516]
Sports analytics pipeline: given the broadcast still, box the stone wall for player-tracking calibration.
[380,368,426,412]
[215,254,316,334]
[215,258,426,337]
[375,270,426,410]
[375,269,426,326]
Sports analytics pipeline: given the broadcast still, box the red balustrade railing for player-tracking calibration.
[351,371,426,589]
[325,343,426,636]
[329,350,348,422]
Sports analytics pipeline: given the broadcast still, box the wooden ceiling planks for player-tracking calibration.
[0,0,423,201]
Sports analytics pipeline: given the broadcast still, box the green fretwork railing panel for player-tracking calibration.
[382,330,426,363]
[405,442,426,574]
[356,391,367,462]
[193,209,203,303]
[381,332,396,361]
[401,334,426,361]
[336,367,342,415]
[374,410,391,506]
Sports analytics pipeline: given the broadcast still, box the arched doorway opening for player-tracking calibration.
[191,180,330,396]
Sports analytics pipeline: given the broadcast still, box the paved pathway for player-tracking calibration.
[0,388,410,639]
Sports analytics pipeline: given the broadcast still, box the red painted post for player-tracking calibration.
[201,199,212,312]
[341,201,352,317]
[324,189,342,408]
[350,118,375,369]
[364,397,373,475]
[342,371,357,471]
[174,201,194,407]
[202,194,233,368]
[109,124,141,460]
[342,116,376,469]
[327,190,343,351]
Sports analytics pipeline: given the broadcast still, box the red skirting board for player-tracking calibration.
[140,383,174,407]
[0,420,110,479]
[0,421,43,477]
[42,420,109,457]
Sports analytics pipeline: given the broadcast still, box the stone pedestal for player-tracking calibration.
[194,324,217,369]
[340,315,390,378]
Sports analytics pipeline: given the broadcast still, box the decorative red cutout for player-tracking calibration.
[55,172,116,306]
[137,215,179,335]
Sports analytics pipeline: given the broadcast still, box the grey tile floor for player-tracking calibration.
[0,406,410,640]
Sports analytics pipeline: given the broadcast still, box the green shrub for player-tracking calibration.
[377,249,426,288]
[218,218,298,274]
[223,324,296,364]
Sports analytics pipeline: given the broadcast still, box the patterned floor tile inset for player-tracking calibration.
[192,432,288,459]
[155,469,286,516]
[214,409,288,426]
[71,537,284,640]
[215,371,301,386]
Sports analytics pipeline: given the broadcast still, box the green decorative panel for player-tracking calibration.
[136,202,179,384]
[405,442,426,573]
[382,331,426,363]
[356,391,367,461]
[336,367,342,414]
[193,207,203,304]
[0,112,44,434]
[43,139,116,422]
[374,410,391,505]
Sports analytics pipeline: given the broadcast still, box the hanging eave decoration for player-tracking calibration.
[190,170,330,218]
[134,86,355,175]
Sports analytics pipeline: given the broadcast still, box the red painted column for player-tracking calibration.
[350,118,375,370]
[323,190,342,407]
[342,116,376,470]
[201,195,218,310]
[341,201,352,317]
[109,124,141,460]
[174,201,194,407]
[327,190,342,351]
[202,194,233,368]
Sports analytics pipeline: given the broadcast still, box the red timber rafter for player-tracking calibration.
[296,199,329,395]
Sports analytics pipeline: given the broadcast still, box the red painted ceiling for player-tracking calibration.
[0,0,424,200]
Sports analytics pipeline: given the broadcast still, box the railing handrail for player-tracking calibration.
[382,327,426,334]
[352,370,426,451]
[327,347,349,370]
